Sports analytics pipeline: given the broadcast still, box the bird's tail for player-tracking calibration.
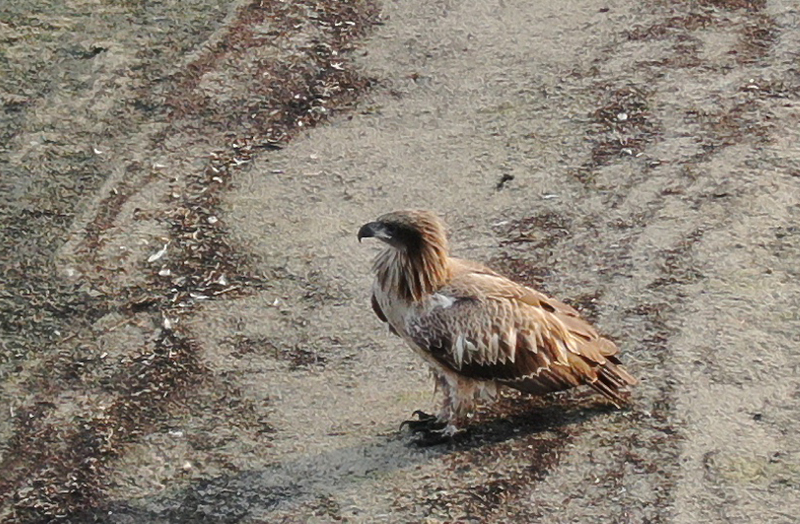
[587,355,638,407]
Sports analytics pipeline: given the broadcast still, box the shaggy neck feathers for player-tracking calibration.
[373,226,450,302]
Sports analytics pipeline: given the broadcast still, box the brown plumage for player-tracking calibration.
[358,209,637,437]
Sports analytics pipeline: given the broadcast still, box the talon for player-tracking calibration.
[399,410,443,432]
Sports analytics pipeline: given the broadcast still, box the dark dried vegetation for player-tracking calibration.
[574,86,660,184]
[685,99,774,160]
[627,0,776,69]
[5,330,202,522]
[494,212,572,250]
[0,1,379,522]
[402,392,626,521]
[488,212,573,291]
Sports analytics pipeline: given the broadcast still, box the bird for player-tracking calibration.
[358,209,637,442]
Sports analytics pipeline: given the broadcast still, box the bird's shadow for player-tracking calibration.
[86,392,630,523]
[401,389,626,451]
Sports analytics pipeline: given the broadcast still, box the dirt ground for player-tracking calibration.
[2,0,800,522]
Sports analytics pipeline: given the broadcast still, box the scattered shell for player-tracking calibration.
[147,243,169,263]
[158,268,171,277]
[616,112,628,121]
[207,216,219,224]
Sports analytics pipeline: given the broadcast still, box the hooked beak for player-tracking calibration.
[357,221,391,243]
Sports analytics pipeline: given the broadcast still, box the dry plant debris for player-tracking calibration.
[0,1,380,522]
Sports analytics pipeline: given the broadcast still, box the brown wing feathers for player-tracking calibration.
[408,280,636,403]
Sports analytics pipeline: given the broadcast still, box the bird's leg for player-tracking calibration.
[400,373,450,433]
[404,374,468,446]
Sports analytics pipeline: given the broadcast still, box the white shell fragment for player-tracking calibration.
[147,243,169,263]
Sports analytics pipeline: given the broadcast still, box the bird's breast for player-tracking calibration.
[373,283,412,336]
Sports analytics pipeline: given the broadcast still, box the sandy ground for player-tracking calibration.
[2,0,800,522]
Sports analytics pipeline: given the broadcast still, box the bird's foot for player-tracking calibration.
[400,411,466,447]
[399,410,446,433]
[411,423,464,447]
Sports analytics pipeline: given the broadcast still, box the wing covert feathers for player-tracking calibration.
[406,263,637,404]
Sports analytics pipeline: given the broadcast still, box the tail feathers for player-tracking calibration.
[587,357,637,407]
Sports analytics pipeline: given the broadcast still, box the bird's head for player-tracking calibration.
[357,209,449,254]
[359,210,451,300]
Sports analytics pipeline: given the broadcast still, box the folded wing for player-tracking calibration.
[406,271,636,404]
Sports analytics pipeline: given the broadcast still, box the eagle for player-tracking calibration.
[358,209,637,441]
